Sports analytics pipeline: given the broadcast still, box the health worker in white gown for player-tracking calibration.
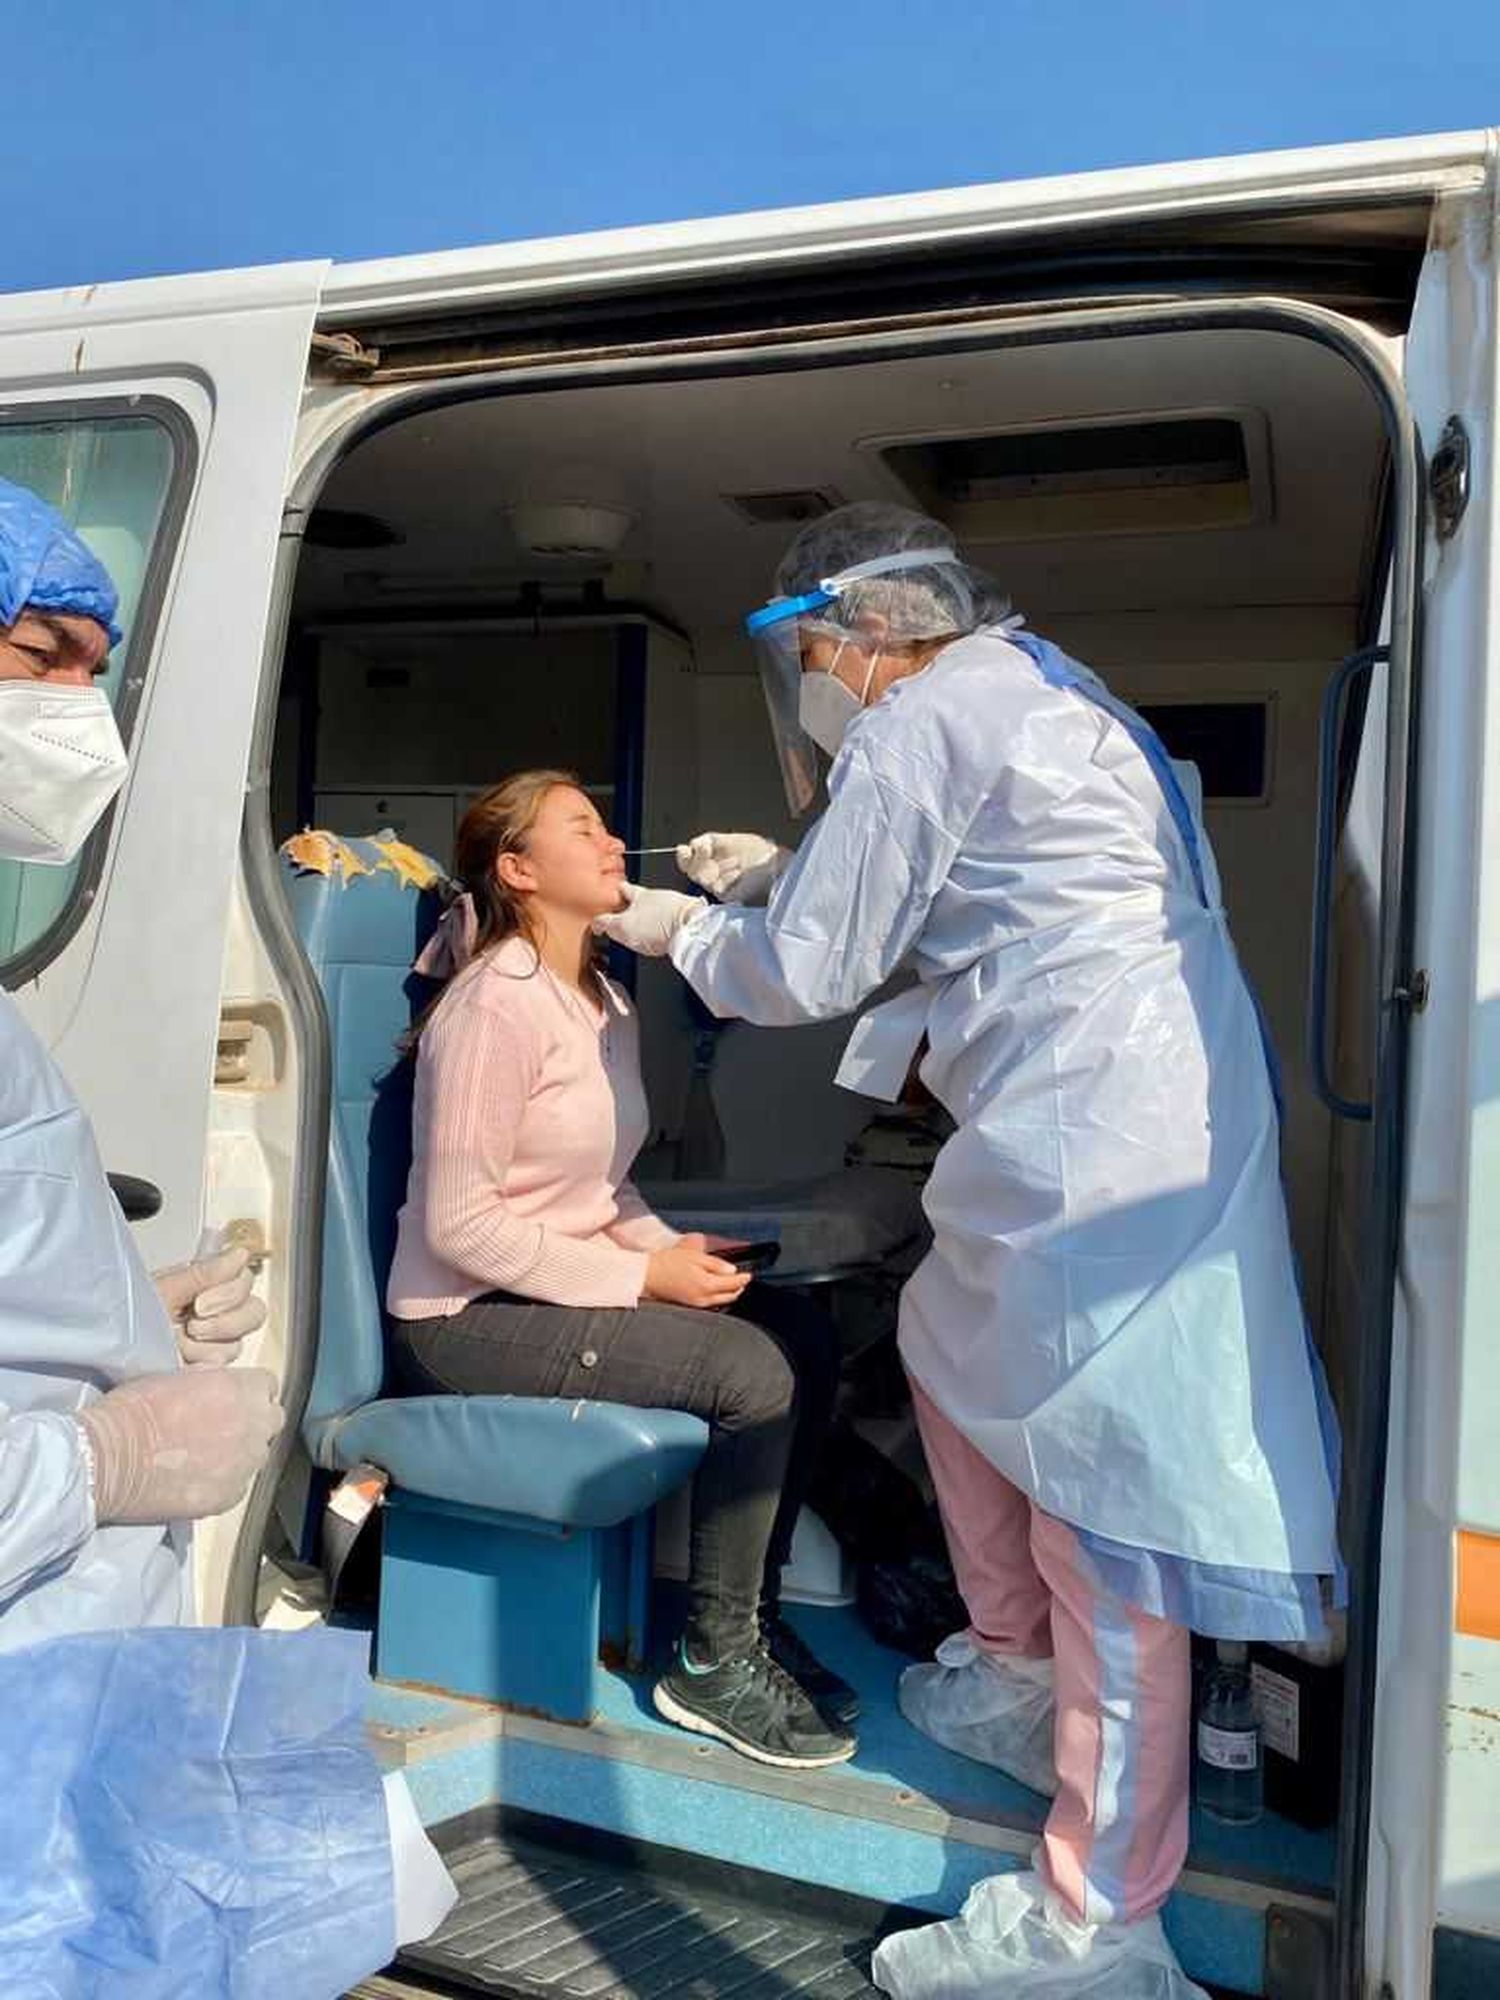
[599,501,1341,2000]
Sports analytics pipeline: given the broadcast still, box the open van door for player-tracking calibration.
[0,264,325,1240]
[0,268,326,1535]
[1356,160,1500,1999]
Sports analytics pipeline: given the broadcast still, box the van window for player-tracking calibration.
[0,412,180,978]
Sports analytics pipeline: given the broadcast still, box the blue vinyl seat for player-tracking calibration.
[281,832,707,1720]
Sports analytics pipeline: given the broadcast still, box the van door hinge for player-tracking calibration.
[1394,970,1430,1013]
[1429,416,1471,540]
[309,330,381,380]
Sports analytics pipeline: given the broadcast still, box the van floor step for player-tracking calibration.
[395,1808,908,2000]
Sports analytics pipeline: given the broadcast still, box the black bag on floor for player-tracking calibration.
[804,1417,966,1658]
[805,1417,936,1563]
[856,1550,969,1660]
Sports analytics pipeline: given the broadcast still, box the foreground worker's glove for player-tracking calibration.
[675,831,791,905]
[78,1368,284,1524]
[154,1243,267,1366]
[594,883,707,957]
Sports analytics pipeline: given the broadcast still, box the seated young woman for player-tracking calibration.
[385,770,857,1769]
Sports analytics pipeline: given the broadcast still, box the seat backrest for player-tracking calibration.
[280,833,444,1449]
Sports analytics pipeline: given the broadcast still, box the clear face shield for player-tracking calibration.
[745,547,961,814]
[745,591,832,816]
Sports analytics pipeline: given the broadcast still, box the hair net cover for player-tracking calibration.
[747,501,1013,810]
[774,501,1010,644]
[0,1625,397,1998]
[0,478,122,647]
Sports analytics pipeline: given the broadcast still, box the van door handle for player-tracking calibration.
[1307,645,1387,1123]
[107,1174,163,1223]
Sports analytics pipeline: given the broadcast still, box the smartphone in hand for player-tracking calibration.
[722,1240,781,1275]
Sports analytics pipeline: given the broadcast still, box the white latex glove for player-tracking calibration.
[675,831,791,906]
[593,883,707,957]
[78,1368,284,1525]
[153,1243,267,1366]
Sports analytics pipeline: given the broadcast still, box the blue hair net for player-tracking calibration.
[0,476,122,647]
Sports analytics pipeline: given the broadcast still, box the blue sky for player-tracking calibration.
[6,0,1498,291]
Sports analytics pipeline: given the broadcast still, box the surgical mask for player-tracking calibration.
[0,681,129,865]
[797,641,880,758]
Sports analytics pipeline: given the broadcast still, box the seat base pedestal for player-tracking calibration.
[378,1490,656,1722]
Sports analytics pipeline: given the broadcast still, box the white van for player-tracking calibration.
[2,128,1497,2000]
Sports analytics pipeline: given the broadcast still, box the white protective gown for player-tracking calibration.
[0,990,187,1649]
[672,626,1339,1613]
[0,992,461,1982]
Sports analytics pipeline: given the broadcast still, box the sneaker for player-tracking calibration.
[653,1641,858,1769]
[763,1610,861,1727]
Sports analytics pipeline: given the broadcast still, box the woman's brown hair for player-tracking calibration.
[404,768,604,1048]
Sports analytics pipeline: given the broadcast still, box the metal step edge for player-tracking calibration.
[377,1689,1332,1919]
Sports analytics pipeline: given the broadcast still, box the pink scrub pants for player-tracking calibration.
[911,1379,1192,1926]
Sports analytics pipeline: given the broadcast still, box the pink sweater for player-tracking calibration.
[386,936,679,1317]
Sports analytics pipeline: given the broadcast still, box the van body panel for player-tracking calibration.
[316,134,1492,327]
[1357,169,1500,1992]
[0,261,326,335]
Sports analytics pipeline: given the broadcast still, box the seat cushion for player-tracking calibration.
[322,1393,708,1529]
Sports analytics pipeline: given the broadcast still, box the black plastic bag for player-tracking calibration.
[803,1416,967,1658]
[857,1550,969,1660]
[805,1418,938,1563]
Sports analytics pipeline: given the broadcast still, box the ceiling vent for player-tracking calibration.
[723,487,844,527]
[872,411,1270,542]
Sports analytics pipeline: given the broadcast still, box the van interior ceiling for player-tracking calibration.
[276,320,1387,1397]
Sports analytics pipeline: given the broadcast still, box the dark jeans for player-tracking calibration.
[388,1282,840,1662]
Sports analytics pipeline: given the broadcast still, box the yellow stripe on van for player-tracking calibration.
[1456,1532,1500,1639]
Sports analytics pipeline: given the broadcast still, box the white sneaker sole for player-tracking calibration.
[652,1679,858,1769]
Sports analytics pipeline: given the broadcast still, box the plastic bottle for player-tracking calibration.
[1196,1640,1264,1826]
[1250,1611,1346,1829]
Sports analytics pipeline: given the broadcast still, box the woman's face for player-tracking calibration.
[501,785,627,919]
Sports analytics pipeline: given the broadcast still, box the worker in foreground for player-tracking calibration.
[0,476,454,1995]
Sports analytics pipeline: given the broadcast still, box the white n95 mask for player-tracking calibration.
[797,642,880,759]
[0,681,129,865]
